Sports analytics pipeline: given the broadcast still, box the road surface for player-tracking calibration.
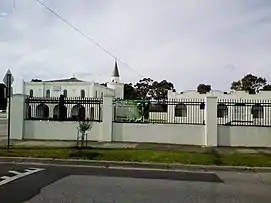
[0,162,270,203]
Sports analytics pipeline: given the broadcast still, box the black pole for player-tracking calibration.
[7,73,11,152]
[59,95,64,121]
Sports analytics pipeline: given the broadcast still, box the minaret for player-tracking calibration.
[107,60,124,99]
[111,60,120,83]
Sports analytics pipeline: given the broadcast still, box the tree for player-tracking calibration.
[124,83,138,100]
[149,80,175,100]
[77,120,93,148]
[230,74,267,94]
[262,84,271,91]
[134,78,153,100]
[123,78,176,100]
[197,84,211,94]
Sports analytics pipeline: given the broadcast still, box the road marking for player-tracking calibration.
[0,168,44,186]
[8,170,22,175]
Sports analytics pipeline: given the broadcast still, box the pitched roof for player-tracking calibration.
[112,61,120,77]
[44,77,84,83]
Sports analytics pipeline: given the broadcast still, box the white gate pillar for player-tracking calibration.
[101,96,113,142]
[10,94,25,140]
[205,96,217,146]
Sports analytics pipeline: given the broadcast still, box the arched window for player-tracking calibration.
[217,103,228,118]
[175,103,187,117]
[63,89,67,98]
[95,91,98,98]
[53,105,67,120]
[71,104,85,120]
[36,103,49,119]
[251,104,264,118]
[81,90,85,98]
[101,92,103,98]
[29,89,33,97]
[53,105,59,119]
[46,89,50,98]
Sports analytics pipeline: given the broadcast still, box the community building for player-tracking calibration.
[23,61,124,120]
[23,61,124,99]
[167,90,271,125]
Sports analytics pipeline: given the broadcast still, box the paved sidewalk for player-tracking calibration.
[1,139,270,155]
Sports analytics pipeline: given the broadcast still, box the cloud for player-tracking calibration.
[0,0,271,93]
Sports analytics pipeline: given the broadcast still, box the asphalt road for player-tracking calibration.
[0,163,270,203]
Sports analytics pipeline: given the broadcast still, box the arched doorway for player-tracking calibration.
[251,104,264,119]
[71,104,85,120]
[36,103,49,119]
[53,105,67,120]
[217,103,228,118]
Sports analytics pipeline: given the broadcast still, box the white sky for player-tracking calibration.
[1,0,271,93]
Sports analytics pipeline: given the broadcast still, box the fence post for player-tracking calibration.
[101,96,113,142]
[59,95,65,121]
[10,94,25,140]
[205,96,217,146]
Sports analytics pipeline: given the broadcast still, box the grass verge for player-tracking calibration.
[0,147,271,167]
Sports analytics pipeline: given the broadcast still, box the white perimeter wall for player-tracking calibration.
[112,123,205,145]
[218,126,271,147]
[10,94,271,148]
[24,121,102,141]
[22,121,271,147]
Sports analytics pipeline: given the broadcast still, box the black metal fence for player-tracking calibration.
[25,96,103,122]
[114,99,205,125]
[217,99,271,126]
[25,96,271,126]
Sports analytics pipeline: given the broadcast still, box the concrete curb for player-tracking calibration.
[0,156,271,173]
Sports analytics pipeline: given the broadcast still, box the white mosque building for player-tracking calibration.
[23,61,124,99]
[23,61,124,121]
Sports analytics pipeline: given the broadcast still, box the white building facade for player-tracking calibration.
[167,90,271,126]
[22,62,124,121]
[23,61,124,99]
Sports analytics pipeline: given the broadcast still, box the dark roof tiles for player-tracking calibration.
[44,77,84,83]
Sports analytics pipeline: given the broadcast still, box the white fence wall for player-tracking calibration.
[218,126,271,147]
[24,120,102,141]
[9,94,271,148]
[113,123,205,145]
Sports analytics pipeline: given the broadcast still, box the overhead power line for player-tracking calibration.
[34,0,144,78]
[13,0,16,10]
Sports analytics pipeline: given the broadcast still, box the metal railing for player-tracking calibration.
[25,96,103,122]
[114,99,205,125]
[217,99,271,126]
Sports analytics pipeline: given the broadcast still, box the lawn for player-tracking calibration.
[0,146,271,167]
